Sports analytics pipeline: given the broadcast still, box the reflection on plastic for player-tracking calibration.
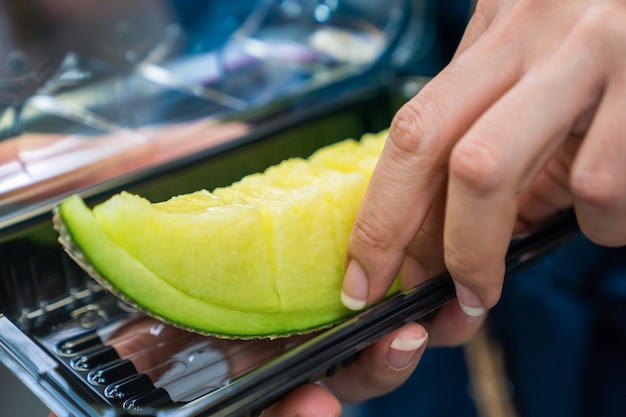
[58,315,313,406]
[0,0,425,225]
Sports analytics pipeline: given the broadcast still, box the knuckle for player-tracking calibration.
[571,169,622,210]
[449,139,506,194]
[350,213,395,253]
[579,2,625,33]
[443,242,486,281]
[389,88,442,158]
[572,4,626,69]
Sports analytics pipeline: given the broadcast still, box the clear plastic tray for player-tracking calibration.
[0,204,578,417]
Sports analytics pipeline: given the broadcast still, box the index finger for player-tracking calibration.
[261,383,341,417]
[341,30,523,309]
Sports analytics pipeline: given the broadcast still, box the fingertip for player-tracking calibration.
[389,333,428,352]
[387,321,428,349]
[341,260,369,310]
[340,291,367,311]
[322,322,427,403]
[458,300,486,317]
[388,329,428,371]
[423,301,487,347]
[454,282,486,317]
[263,383,341,417]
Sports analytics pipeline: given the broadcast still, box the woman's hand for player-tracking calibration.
[342,0,626,345]
[261,322,428,417]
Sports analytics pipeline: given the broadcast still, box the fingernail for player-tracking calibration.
[455,283,486,317]
[388,334,428,370]
[341,260,369,310]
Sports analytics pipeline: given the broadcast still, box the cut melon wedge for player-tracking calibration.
[54,130,397,338]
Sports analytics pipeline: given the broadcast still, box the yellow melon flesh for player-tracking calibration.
[54,130,394,338]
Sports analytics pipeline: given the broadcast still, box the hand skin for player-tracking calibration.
[343,0,626,330]
[336,0,626,407]
[261,322,428,417]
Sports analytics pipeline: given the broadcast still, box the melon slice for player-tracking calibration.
[54,130,397,338]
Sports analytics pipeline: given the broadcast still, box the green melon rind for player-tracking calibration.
[54,195,355,339]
